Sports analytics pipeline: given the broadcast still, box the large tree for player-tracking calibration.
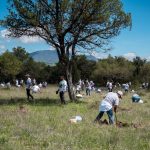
[0,0,131,100]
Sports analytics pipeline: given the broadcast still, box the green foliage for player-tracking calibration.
[139,63,150,82]
[92,56,135,85]
[76,55,96,80]
[133,56,146,78]
[0,0,132,100]
[0,86,150,149]
[12,46,29,61]
[1,0,131,52]
[0,51,22,81]
[1,47,150,86]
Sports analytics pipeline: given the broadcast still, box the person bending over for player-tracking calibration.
[94,91,123,124]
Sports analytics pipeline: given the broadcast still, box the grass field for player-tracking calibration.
[0,86,150,150]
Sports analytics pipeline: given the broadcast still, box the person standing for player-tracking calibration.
[20,79,24,86]
[108,81,113,92]
[76,83,81,94]
[124,83,129,92]
[85,80,91,96]
[26,74,34,101]
[94,91,123,124]
[33,78,36,85]
[81,80,85,91]
[57,76,67,104]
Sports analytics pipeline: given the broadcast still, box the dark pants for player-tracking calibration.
[76,90,80,94]
[59,91,66,104]
[86,88,91,96]
[95,109,114,124]
[26,88,34,100]
[108,88,112,92]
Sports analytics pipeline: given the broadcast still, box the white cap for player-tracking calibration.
[117,91,123,98]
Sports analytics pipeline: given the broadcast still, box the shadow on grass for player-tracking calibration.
[0,98,60,106]
[0,97,87,106]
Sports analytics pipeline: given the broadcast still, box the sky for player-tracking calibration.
[0,0,150,60]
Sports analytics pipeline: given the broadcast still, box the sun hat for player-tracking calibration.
[117,91,123,98]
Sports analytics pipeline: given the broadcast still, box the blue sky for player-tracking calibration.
[0,0,150,60]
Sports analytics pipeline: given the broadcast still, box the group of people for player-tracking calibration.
[55,77,145,125]
[25,75,48,101]
[142,82,149,89]
[15,79,24,87]
[75,79,95,96]
[106,81,131,93]
[0,75,145,125]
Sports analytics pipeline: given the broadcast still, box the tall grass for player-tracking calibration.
[0,86,149,150]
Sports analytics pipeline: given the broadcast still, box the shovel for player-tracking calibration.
[114,112,118,125]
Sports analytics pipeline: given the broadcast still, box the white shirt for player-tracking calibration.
[26,77,32,89]
[16,80,19,85]
[99,92,119,112]
[78,80,82,86]
[39,83,42,88]
[76,85,81,91]
[85,81,91,90]
[32,85,40,93]
[124,84,129,90]
[108,82,113,89]
[59,80,67,92]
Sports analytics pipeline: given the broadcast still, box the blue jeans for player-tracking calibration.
[132,97,140,102]
[95,109,114,124]
[86,88,91,96]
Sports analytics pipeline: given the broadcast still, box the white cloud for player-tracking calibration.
[0,44,6,50]
[0,29,11,42]
[0,29,10,38]
[146,56,150,62]
[19,36,43,43]
[123,52,136,61]
[92,51,108,59]
[0,29,43,44]
[0,50,6,54]
[47,46,55,51]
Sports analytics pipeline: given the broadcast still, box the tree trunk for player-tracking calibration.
[65,65,76,101]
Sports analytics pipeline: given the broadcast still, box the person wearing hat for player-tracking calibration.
[25,74,34,101]
[94,91,123,124]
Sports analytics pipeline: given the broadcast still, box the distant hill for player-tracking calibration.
[30,50,98,65]
[86,55,98,61]
[30,50,58,65]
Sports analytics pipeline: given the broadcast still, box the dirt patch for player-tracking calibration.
[97,119,142,128]
[99,119,109,125]
[116,121,142,128]
[18,105,27,114]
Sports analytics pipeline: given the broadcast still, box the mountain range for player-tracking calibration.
[30,50,98,65]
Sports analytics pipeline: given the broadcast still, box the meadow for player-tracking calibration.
[0,86,149,150]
